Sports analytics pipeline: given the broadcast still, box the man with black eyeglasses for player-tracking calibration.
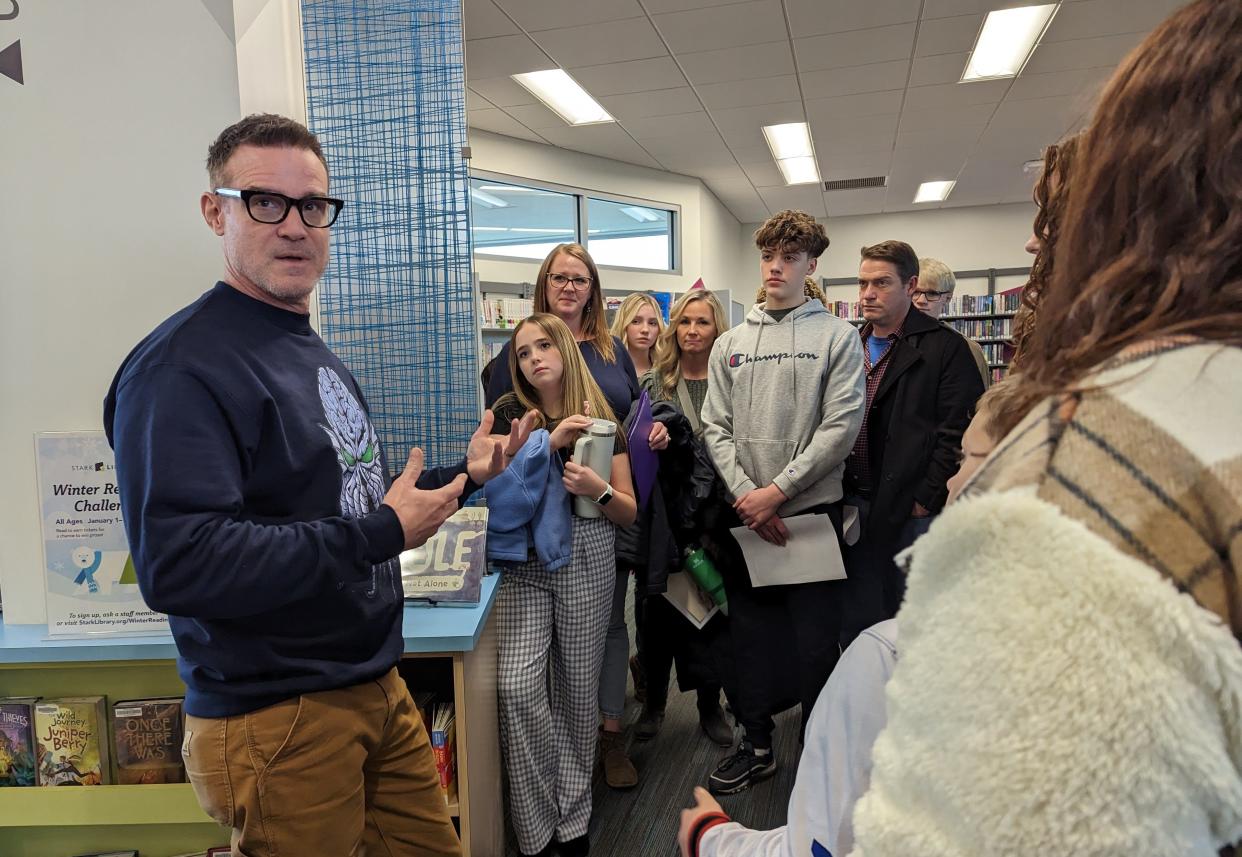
[916,257,991,389]
[104,114,532,856]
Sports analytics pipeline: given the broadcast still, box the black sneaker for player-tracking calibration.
[707,741,777,795]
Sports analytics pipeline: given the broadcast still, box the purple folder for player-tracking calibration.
[626,390,659,511]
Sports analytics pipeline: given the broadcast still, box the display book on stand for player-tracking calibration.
[831,290,1023,383]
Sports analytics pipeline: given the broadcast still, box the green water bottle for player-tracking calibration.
[683,545,728,616]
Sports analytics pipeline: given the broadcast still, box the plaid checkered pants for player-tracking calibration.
[496,516,616,855]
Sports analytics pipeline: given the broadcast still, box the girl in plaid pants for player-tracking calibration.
[490,314,637,857]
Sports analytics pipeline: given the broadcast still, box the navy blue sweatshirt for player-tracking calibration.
[103,283,470,717]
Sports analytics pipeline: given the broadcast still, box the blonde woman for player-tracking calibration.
[636,289,735,748]
[611,292,664,376]
[489,313,636,857]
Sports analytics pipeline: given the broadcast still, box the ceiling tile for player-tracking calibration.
[503,0,645,32]
[819,151,893,181]
[467,89,495,112]
[786,0,921,37]
[641,132,732,159]
[799,61,911,98]
[598,87,704,120]
[697,75,798,110]
[1006,65,1112,101]
[920,0,1006,19]
[1023,31,1143,74]
[915,13,982,57]
[742,160,785,188]
[888,145,968,177]
[730,144,780,166]
[902,79,1009,112]
[897,101,996,132]
[567,57,688,95]
[804,89,904,122]
[534,18,668,67]
[759,185,828,217]
[678,41,795,85]
[794,23,916,73]
[657,148,746,173]
[623,111,719,140]
[505,101,577,130]
[643,0,757,12]
[465,35,553,80]
[895,123,985,151]
[686,164,752,184]
[467,109,547,143]
[812,114,900,159]
[463,0,521,40]
[468,76,538,107]
[652,0,789,53]
[1042,0,1183,43]
[824,186,888,216]
[908,51,969,86]
[537,124,664,169]
[712,100,807,148]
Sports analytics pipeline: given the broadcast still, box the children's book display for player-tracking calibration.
[0,694,187,787]
[400,506,488,604]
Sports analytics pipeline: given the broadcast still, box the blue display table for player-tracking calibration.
[0,573,503,857]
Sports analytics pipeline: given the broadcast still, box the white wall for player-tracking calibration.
[743,202,1038,304]
[0,1,242,622]
[467,130,747,298]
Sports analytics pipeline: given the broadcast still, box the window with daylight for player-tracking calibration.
[470,174,678,272]
[470,177,577,261]
[585,197,674,271]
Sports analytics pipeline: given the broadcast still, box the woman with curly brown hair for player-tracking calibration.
[851,2,1242,853]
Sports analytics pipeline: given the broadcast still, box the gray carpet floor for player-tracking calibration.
[503,587,802,856]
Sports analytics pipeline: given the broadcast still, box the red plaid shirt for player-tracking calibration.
[846,321,905,492]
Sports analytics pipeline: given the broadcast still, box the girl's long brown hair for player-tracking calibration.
[992,0,1242,439]
[502,313,618,432]
[533,243,617,363]
[1009,134,1079,370]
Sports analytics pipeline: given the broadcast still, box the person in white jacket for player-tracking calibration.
[678,620,898,857]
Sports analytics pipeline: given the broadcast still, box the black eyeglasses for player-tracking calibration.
[547,272,593,291]
[911,289,950,302]
[214,188,344,228]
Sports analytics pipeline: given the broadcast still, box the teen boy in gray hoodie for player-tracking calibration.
[700,210,865,794]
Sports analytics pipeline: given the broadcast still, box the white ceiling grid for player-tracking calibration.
[464,0,1183,222]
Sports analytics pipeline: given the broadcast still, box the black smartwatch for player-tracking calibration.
[594,484,615,506]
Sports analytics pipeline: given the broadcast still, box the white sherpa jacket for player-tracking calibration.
[850,489,1242,856]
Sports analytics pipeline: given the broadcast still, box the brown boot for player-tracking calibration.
[598,728,638,789]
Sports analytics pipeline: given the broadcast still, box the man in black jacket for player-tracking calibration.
[842,240,984,641]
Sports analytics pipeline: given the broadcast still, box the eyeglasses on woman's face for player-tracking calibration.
[547,272,592,292]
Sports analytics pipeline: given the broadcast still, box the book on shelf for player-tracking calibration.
[943,292,1021,316]
[35,696,111,786]
[0,697,38,787]
[399,506,488,604]
[479,294,533,329]
[113,697,186,784]
[413,691,437,734]
[430,702,457,806]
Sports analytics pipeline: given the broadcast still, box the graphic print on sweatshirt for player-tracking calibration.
[727,349,821,368]
[318,366,396,598]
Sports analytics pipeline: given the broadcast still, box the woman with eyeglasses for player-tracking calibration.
[484,243,670,790]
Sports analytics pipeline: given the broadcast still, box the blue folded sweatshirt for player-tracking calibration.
[484,429,573,570]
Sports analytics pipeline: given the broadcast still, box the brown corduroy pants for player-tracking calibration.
[182,667,461,857]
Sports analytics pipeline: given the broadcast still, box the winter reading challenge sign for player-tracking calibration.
[35,431,167,636]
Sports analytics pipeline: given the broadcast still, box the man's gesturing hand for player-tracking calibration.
[383,448,467,550]
[466,409,538,484]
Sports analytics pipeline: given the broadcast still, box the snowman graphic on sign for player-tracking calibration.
[71,546,103,594]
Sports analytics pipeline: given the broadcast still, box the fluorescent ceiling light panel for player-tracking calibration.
[914,180,956,203]
[961,3,1058,82]
[511,69,613,126]
[470,188,509,208]
[762,123,821,186]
